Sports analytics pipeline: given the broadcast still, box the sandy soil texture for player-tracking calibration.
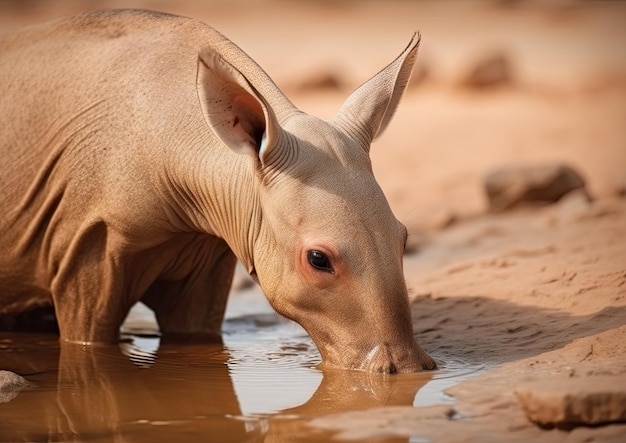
[1,0,625,441]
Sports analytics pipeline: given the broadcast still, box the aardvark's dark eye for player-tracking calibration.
[307,250,334,273]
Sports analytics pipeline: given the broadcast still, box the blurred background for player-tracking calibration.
[1,0,625,224]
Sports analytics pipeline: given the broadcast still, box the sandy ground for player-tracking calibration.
[1,0,625,441]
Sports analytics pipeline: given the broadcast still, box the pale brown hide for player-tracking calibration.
[0,9,435,372]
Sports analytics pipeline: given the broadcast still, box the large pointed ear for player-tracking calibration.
[197,50,278,165]
[333,33,420,149]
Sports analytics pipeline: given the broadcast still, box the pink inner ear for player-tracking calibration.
[197,57,267,157]
[231,94,266,150]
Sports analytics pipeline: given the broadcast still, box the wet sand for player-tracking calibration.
[1,0,625,441]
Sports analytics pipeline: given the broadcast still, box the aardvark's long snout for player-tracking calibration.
[361,341,437,374]
[314,325,437,374]
[309,282,437,374]
[354,282,437,374]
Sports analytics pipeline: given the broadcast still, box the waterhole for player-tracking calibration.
[0,287,485,442]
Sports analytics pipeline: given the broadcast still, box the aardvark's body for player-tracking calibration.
[0,9,435,373]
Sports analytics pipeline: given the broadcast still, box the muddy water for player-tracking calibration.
[0,287,484,442]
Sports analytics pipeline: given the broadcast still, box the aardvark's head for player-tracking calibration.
[197,34,435,373]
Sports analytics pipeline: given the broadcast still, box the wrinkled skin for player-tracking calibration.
[0,9,435,373]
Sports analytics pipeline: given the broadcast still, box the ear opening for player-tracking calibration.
[197,50,278,164]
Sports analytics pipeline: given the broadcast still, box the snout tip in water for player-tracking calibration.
[363,344,437,375]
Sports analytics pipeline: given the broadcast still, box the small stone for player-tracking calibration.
[515,375,626,428]
[484,163,586,212]
[0,370,31,403]
[459,52,513,89]
[292,70,345,92]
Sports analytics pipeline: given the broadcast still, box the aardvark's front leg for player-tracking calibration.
[142,239,237,338]
[51,221,136,344]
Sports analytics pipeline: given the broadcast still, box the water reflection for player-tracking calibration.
[0,328,433,442]
[1,335,243,442]
[0,290,445,442]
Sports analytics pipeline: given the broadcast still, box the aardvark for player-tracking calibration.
[0,9,435,373]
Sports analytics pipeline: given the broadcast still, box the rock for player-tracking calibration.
[515,376,626,428]
[292,69,345,92]
[484,163,587,212]
[459,52,513,89]
[0,370,31,403]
